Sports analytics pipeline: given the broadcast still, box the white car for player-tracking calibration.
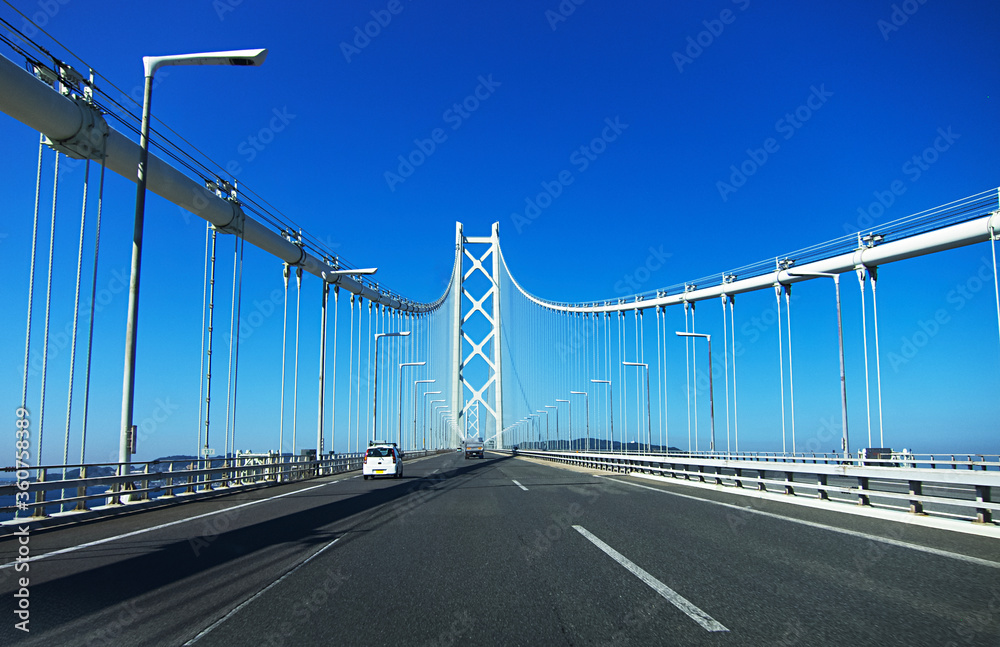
[363,443,403,479]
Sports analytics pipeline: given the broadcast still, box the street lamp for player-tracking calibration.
[428,398,445,448]
[397,361,425,448]
[536,409,550,450]
[413,380,435,450]
[545,405,558,450]
[591,380,613,452]
[373,331,410,443]
[528,413,540,450]
[675,333,715,452]
[788,271,850,458]
[570,391,590,451]
[434,405,449,447]
[623,362,652,453]
[555,399,570,450]
[120,47,267,469]
[422,390,441,448]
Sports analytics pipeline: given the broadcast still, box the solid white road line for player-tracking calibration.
[573,525,728,633]
[512,480,528,491]
[0,480,336,569]
[183,536,341,645]
[600,476,1000,570]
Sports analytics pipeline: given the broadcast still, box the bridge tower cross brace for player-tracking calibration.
[451,222,504,448]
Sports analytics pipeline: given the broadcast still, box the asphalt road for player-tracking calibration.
[1,450,998,646]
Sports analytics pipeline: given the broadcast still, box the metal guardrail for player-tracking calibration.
[514,449,1000,526]
[0,450,436,525]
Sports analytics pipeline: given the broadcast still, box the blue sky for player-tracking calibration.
[1,0,998,463]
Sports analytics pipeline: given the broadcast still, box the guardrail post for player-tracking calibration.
[976,485,992,524]
[75,465,89,511]
[734,467,743,488]
[817,473,829,500]
[785,471,795,495]
[756,469,766,492]
[857,476,871,506]
[908,480,924,514]
[138,463,150,501]
[162,463,175,499]
[32,468,48,519]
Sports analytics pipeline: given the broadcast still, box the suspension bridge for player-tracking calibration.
[1,15,999,647]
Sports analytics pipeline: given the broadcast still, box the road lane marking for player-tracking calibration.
[600,476,1000,570]
[512,480,528,491]
[573,525,728,633]
[183,536,341,645]
[432,469,440,474]
[0,480,337,569]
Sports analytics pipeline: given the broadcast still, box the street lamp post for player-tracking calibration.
[623,362,652,453]
[413,380,435,450]
[422,391,441,448]
[570,391,590,451]
[536,410,550,450]
[373,331,410,443]
[545,405,558,450]
[120,48,267,470]
[788,271,850,458]
[591,380,613,452]
[397,361,425,449]
[428,399,445,448]
[434,405,449,447]
[555,399,570,450]
[528,413,539,450]
[675,332,715,452]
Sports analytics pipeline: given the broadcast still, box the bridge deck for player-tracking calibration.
[1,452,997,645]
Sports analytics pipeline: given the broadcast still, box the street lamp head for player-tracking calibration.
[376,330,411,340]
[623,361,648,368]
[570,391,587,396]
[676,331,710,340]
[144,48,268,77]
[591,379,610,384]
[787,270,839,281]
[322,267,377,282]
